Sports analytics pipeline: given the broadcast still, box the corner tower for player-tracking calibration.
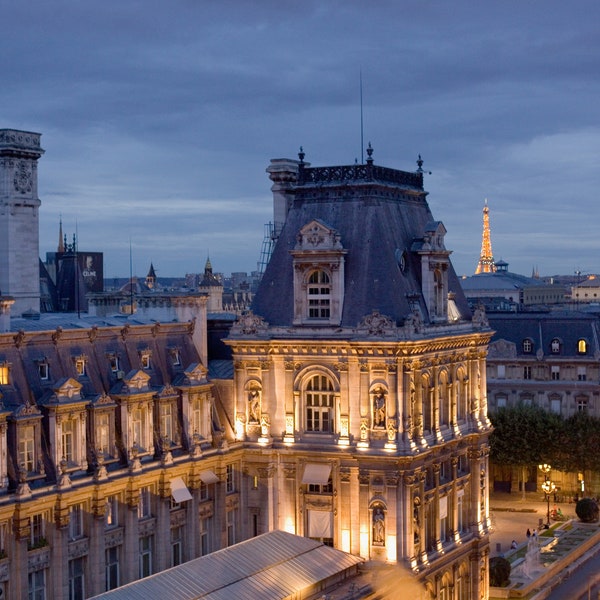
[0,129,44,315]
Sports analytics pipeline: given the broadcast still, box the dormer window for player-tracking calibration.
[140,352,152,370]
[291,220,346,326]
[75,358,86,377]
[550,339,561,354]
[522,339,533,353]
[38,362,49,380]
[108,355,120,372]
[170,348,181,367]
[308,270,331,319]
[578,339,588,354]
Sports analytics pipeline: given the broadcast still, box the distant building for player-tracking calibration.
[485,310,600,493]
[461,260,566,310]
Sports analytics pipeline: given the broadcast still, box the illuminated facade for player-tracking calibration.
[225,150,494,599]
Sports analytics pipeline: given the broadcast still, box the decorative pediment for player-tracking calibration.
[91,392,116,407]
[53,377,83,400]
[230,311,269,336]
[357,311,397,336]
[183,363,208,384]
[13,399,41,419]
[156,383,178,399]
[487,339,517,359]
[295,220,343,251]
[122,369,151,392]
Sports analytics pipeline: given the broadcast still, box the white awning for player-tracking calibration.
[199,470,220,484]
[308,510,333,538]
[170,477,193,503]
[439,495,448,520]
[302,463,331,485]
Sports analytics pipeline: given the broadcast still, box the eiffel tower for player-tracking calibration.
[475,199,496,274]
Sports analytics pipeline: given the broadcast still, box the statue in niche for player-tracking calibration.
[373,506,385,545]
[373,388,386,428]
[248,387,261,423]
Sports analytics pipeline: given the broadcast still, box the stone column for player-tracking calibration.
[358,469,370,558]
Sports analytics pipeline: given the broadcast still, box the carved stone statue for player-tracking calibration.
[373,389,386,428]
[373,506,385,545]
[248,389,261,423]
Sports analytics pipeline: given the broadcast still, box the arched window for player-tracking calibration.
[550,338,561,354]
[305,375,334,433]
[578,339,588,354]
[307,270,331,319]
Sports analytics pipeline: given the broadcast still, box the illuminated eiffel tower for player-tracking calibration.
[475,199,496,274]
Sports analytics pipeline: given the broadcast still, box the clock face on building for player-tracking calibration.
[14,160,32,194]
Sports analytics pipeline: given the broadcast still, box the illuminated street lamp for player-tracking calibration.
[539,464,554,528]
[541,479,556,528]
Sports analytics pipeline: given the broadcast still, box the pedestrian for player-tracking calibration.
[511,540,518,549]
[526,528,531,538]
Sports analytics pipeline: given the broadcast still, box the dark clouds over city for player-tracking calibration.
[3,1,599,279]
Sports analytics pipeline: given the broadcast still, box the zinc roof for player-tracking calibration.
[90,530,363,600]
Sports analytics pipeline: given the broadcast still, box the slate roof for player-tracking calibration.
[252,160,471,328]
[461,271,543,292]
[487,311,600,357]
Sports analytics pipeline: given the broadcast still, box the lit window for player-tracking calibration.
[551,339,561,354]
[522,339,533,353]
[578,339,588,354]
[307,270,331,319]
[0,365,9,385]
[305,375,334,433]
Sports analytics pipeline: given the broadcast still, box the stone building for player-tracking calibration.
[223,149,494,599]
[0,129,44,316]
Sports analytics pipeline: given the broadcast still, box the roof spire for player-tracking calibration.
[58,215,65,252]
[475,199,496,274]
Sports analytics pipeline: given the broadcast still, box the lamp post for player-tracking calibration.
[539,464,554,528]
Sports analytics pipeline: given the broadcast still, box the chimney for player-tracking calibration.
[266,158,301,232]
[0,294,15,333]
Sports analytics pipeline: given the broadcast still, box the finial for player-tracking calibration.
[416,154,432,175]
[298,146,305,164]
[366,142,374,165]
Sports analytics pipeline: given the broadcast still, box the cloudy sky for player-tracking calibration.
[4,1,599,280]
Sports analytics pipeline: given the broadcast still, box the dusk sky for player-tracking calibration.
[4,1,599,280]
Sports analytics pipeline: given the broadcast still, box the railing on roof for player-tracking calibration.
[297,163,423,189]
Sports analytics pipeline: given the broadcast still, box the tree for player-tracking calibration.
[489,405,562,497]
[554,412,600,475]
[489,556,511,587]
[575,497,599,523]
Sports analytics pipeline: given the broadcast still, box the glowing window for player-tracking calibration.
[0,365,9,385]
[305,375,334,433]
[307,270,331,319]
[578,339,587,354]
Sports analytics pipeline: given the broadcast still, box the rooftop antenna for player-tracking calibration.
[129,237,134,314]
[360,70,364,164]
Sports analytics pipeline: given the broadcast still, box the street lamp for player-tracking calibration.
[539,464,554,528]
[541,479,556,528]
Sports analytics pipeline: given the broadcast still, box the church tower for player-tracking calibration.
[0,129,44,315]
[475,199,496,274]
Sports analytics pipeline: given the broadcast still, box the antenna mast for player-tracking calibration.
[360,70,364,164]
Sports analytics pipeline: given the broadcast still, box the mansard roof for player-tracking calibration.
[487,311,600,358]
[252,158,470,327]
